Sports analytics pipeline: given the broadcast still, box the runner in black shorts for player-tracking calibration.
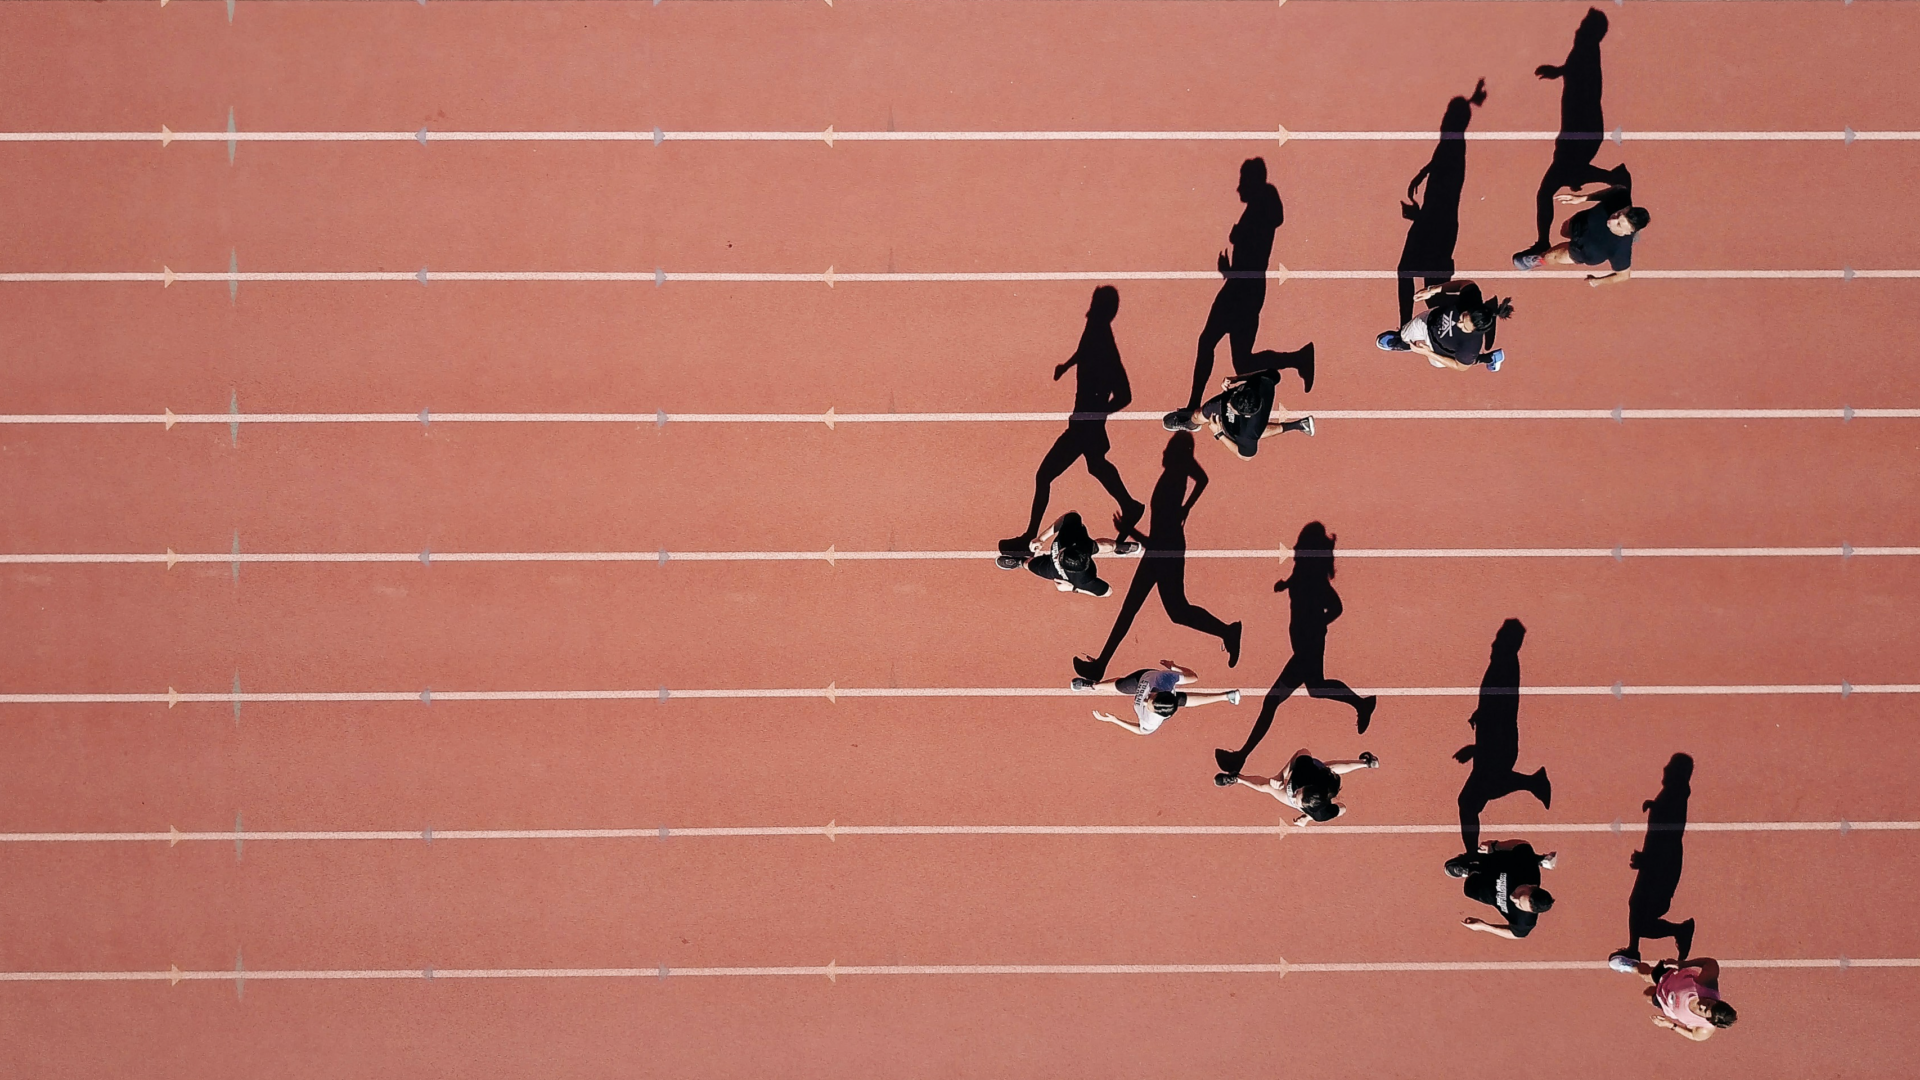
[1002,511,1132,597]
[1197,370,1314,459]
[1512,166,1648,287]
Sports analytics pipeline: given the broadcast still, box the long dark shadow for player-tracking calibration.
[1215,523,1377,777]
[1618,753,1697,963]
[1523,7,1623,253]
[1072,432,1240,682]
[1000,286,1145,557]
[1397,80,1485,326]
[1168,158,1310,428]
[1455,618,1552,852]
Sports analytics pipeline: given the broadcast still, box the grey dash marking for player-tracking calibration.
[227,108,237,165]
[235,948,244,1000]
[1609,125,1622,145]
[232,672,242,725]
[229,389,241,446]
[424,966,434,979]
[1611,818,1623,834]
[1841,680,1853,697]
[417,267,429,286]
[1611,405,1623,424]
[658,825,669,839]
[231,530,241,581]
[1844,266,1855,282]
[420,547,432,566]
[235,811,244,862]
[1611,544,1623,563]
[226,0,234,24]
[1838,954,1851,970]
[1843,404,1854,422]
[229,249,239,304]
[655,266,665,287]
[417,126,429,147]
[653,127,664,146]
[658,686,670,702]
[424,826,433,844]
[1839,819,1853,836]
[658,548,669,565]
[420,406,431,428]
[1841,543,1853,560]
[1610,681,1624,700]
[1845,126,1856,145]
[658,963,669,978]
[421,688,432,704]
[656,408,668,428]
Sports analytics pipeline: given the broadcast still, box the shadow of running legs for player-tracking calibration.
[1397,80,1485,326]
[1613,753,1698,966]
[1455,619,1552,852]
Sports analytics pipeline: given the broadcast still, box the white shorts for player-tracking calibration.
[1400,315,1433,348]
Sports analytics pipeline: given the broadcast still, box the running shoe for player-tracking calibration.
[1486,349,1505,373]
[1298,416,1315,437]
[995,554,1025,570]
[1228,689,1242,705]
[1161,409,1201,432]
[1070,677,1094,692]
[1512,252,1546,271]
[1608,952,1641,974]
[1376,331,1409,352]
[1213,773,1239,787]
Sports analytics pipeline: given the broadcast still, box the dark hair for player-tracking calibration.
[1149,691,1181,718]
[1057,547,1092,575]
[1291,756,1342,820]
[1470,297,1515,328]
[1707,1000,1738,1028]
[1623,207,1651,231]
[1224,380,1264,419]
[1527,887,1555,913]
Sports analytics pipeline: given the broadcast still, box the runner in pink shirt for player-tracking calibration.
[1613,957,1737,1041]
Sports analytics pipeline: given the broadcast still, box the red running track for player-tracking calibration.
[2,2,1918,1078]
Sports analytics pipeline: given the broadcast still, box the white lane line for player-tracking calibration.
[1,683,1914,707]
[4,408,1917,426]
[2,957,1912,985]
[2,269,1916,285]
[6,128,1916,146]
[5,546,1918,567]
[2,820,1910,845]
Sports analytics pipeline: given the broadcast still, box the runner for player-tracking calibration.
[1376,280,1511,371]
[1002,511,1133,597]
[1449,839,1558,940]
[1071,660,1241,735]
[1214,749,1379,827]
[1614,957,1738,1040]
[1197,369,1314,459]
[1513,168,1648,287]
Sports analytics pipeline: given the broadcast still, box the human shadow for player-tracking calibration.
[1171,158,1312,423]
[999,286,1145,556]
[1397,80,1486,326]
[1617,753,1697,962]
[1455,618,1551,851]
[1523,7,1624,254]
[1072,432,1241,682]
[1215,523,1379,777]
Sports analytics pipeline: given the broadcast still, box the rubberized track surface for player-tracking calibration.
[2,2,1917,1077]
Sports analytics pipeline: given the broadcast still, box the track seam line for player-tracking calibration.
[4,819,1909,844]
[4,682,1915,706]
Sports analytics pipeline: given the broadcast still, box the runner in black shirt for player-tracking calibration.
[1011,512,1126,597]
[1197,369,1314,459]
[1513,166,1649,287]
[1449,840,1558,939]
[1376,280,1511,371]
